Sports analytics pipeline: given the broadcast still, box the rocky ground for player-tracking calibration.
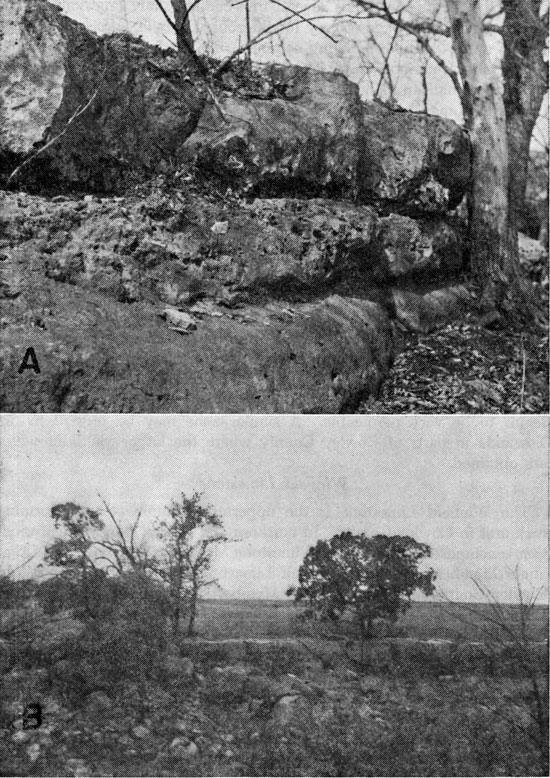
[1,638,547,777]
[1,181,546,413]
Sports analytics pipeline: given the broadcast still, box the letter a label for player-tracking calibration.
[18,347,41,374]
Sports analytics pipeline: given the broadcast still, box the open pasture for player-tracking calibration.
[195,598,549,642]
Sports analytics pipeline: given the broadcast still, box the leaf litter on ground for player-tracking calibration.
[359,315,549,414]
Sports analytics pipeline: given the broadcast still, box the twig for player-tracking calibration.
[268,0,338,44]
[7,89,99,186]
[213,2,319,76]
[374,11,401,98]
[152,0,177,31]
[1,555,37,579]
[519,335,526,411]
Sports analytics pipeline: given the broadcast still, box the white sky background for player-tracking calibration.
[0,415,547,604]
[51,0,549,144]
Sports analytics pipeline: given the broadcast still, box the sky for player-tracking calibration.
[1,415,547,604]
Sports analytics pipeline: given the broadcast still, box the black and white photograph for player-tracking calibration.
[0,0,548,412]
[0,415,548,776]
[0,1,548,776]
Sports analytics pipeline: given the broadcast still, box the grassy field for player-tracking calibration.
[195,598,549,642]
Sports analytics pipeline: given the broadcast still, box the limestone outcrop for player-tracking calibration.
[0,186,470,412]
[0,0,205,193]
[183,65,471,214]
[0,3,474,413]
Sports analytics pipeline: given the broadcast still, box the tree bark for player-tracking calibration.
[172,602,181,636]
[170,0,195,56]
[446,0,520,307]
[501,0,548,236]
[187,582,198,637]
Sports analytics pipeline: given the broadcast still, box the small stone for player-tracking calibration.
[85,691,112,711]
[170,737,187,751]
[186,741,199,757]
[26,742,41,763]
[210,220,229,235]
[131,725,150,739]
[179,657,195,676]
[344,669,359,680]
[356,703,376,720]
[161,308,197,331]
[12,730,32,744]
[270,694,303,725]
[66,758,89,776]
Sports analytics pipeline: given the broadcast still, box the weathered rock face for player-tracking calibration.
[0,188,471,412]
[0,191,462,310]
[378,214,464,279]
[0,5,474,413]
[360,102,471,215]
[0,0,205,192]
[183,64,471,214]
[184,65,363,201]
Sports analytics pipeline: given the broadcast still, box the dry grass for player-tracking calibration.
[194,598,549,642]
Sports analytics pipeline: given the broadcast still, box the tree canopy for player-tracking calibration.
[288,532,436,638]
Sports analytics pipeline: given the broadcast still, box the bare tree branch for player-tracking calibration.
[374,12,401,98]
[269,0,338,43]
[7,89,99,186]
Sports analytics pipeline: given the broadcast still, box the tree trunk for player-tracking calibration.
[172,602,181,637]
[170,0,195,57]
[187,583,198,637]
[446,0,520,308]
[501,0,548,236]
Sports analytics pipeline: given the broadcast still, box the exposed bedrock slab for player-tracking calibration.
[0,288,394,413]
[183,64,471,214]
[0,0,205,192]
[0,192,464,310]
[0,190,470,412]
[0,4,470,209]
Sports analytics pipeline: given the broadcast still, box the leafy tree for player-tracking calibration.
[154,491,228,637]
[44,503,104,578]
[44,499,151,574]
[288,532,436,647]
[42,499,154,621]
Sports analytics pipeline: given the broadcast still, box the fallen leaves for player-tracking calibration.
[360,318,548,414]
